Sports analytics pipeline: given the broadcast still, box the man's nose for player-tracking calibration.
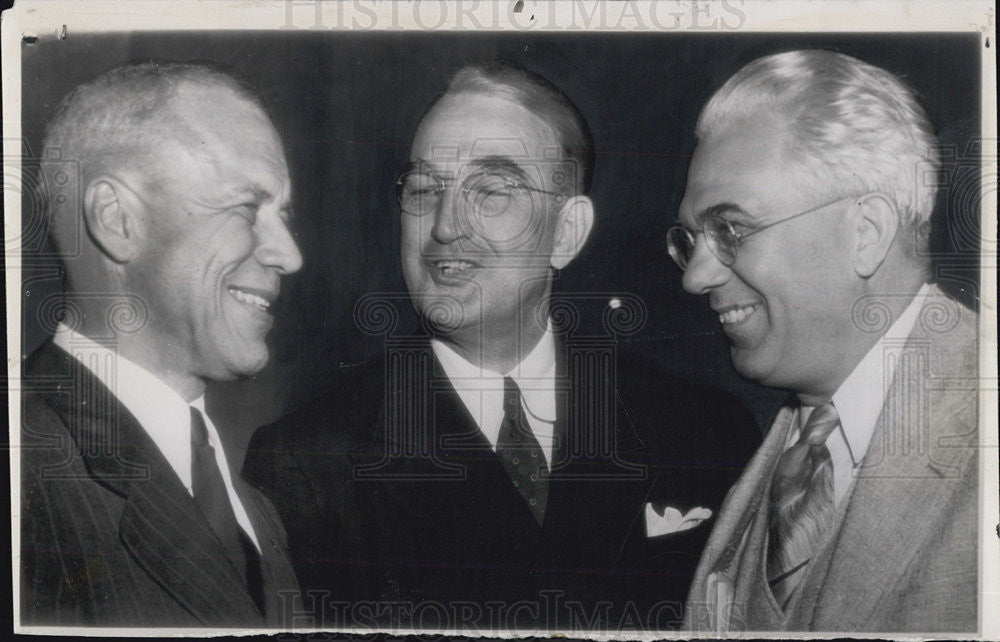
[430,188,465,245]
[255,215,304,275]
[681,236,731,294]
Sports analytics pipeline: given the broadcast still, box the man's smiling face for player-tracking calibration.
[126,81,303,382]
[677,114,858,395]
[401,91,567,349]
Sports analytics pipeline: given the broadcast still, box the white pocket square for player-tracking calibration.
[644,503,713,538]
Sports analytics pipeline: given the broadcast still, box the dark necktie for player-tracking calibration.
[190,406,264,613]
[496,376,549,525]
[767,401,841,609]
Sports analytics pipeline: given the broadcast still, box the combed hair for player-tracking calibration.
[40,60,266,250]
[696,50,939,256]
[445,60,595,195]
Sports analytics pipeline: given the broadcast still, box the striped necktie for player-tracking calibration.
[766,401,841,609]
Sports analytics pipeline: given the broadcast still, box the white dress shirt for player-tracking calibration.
[787,283,931,507]
[432,325,558,468]
[53,323,261,551]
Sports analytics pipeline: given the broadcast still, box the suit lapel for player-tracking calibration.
[34,342,263,625]
[802,294,978,630]
[434,355,546,532]
[546,337,652,570]
[118,475,264,624]
[373,340,494,460]
[684,404,796,630]
[232,478,301,626]
[371,340,541,532]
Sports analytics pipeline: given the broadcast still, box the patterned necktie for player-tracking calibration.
[496,376,549,525]
[766,401,841,609]
[190,406,264,613]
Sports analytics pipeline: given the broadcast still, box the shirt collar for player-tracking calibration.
[830,283,931,465]
[503,326,558,423]
[51,325,260,549]
[431,323,558,422]
[52,323,196,491]
[431,323,558,452]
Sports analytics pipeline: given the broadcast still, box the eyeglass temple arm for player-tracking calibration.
[738,196,861,240]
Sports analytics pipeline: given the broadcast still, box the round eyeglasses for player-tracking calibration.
[395,166,564,221]
[666,195,861,270]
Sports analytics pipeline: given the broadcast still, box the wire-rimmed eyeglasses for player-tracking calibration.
[666,195,861,270]
[395,163,564,221]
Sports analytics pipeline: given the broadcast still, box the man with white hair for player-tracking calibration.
[670,50,978,632]
[20,61,303,627]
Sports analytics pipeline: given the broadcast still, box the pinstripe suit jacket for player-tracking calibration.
[19,341,301,628]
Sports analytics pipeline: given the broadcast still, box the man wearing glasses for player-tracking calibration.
[246,60,758,630]
[671,50,978,633]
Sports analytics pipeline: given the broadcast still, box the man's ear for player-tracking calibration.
[550,195,595,270]
[82,177,143,263]
[851,193,899,278]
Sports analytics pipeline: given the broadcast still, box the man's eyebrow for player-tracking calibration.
[680,201,750,231]
[409,156,530,181]
[467,156,529,180]
[407,158,454,180]
[697,202,751,222]
[235,184,275,203]
[197,184,280,213]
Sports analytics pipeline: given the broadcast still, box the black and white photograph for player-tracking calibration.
[4,0,996,636]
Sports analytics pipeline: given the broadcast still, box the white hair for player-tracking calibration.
[696,50,939,256]
[40,61,267,253]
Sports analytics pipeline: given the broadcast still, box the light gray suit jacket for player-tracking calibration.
[683,286,979,633]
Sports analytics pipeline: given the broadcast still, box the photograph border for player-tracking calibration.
[4,1,996,638]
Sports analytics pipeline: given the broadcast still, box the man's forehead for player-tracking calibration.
[169,80,277,144]
[150,149,289,212]
[158,118,286,169]
[695,114,791,174]
[413,92,560,159]
[416,137,550,164]
[680,118,791,223]
[149,102,289,206]
[412,150,567,191]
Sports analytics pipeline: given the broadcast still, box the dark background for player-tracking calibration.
[18,31,983,465]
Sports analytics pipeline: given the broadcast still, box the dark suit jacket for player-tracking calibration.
[20,341,301,628]
[245,336,759,631]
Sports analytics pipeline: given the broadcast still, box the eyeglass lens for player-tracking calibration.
[666,227,695,270]
[398,169,535,220]
[667,217,742,270]
[704,217,738,265]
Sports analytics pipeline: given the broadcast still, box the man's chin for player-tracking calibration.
[417,298,471,334]
[208,337,271,380]
[728,345,775,385]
